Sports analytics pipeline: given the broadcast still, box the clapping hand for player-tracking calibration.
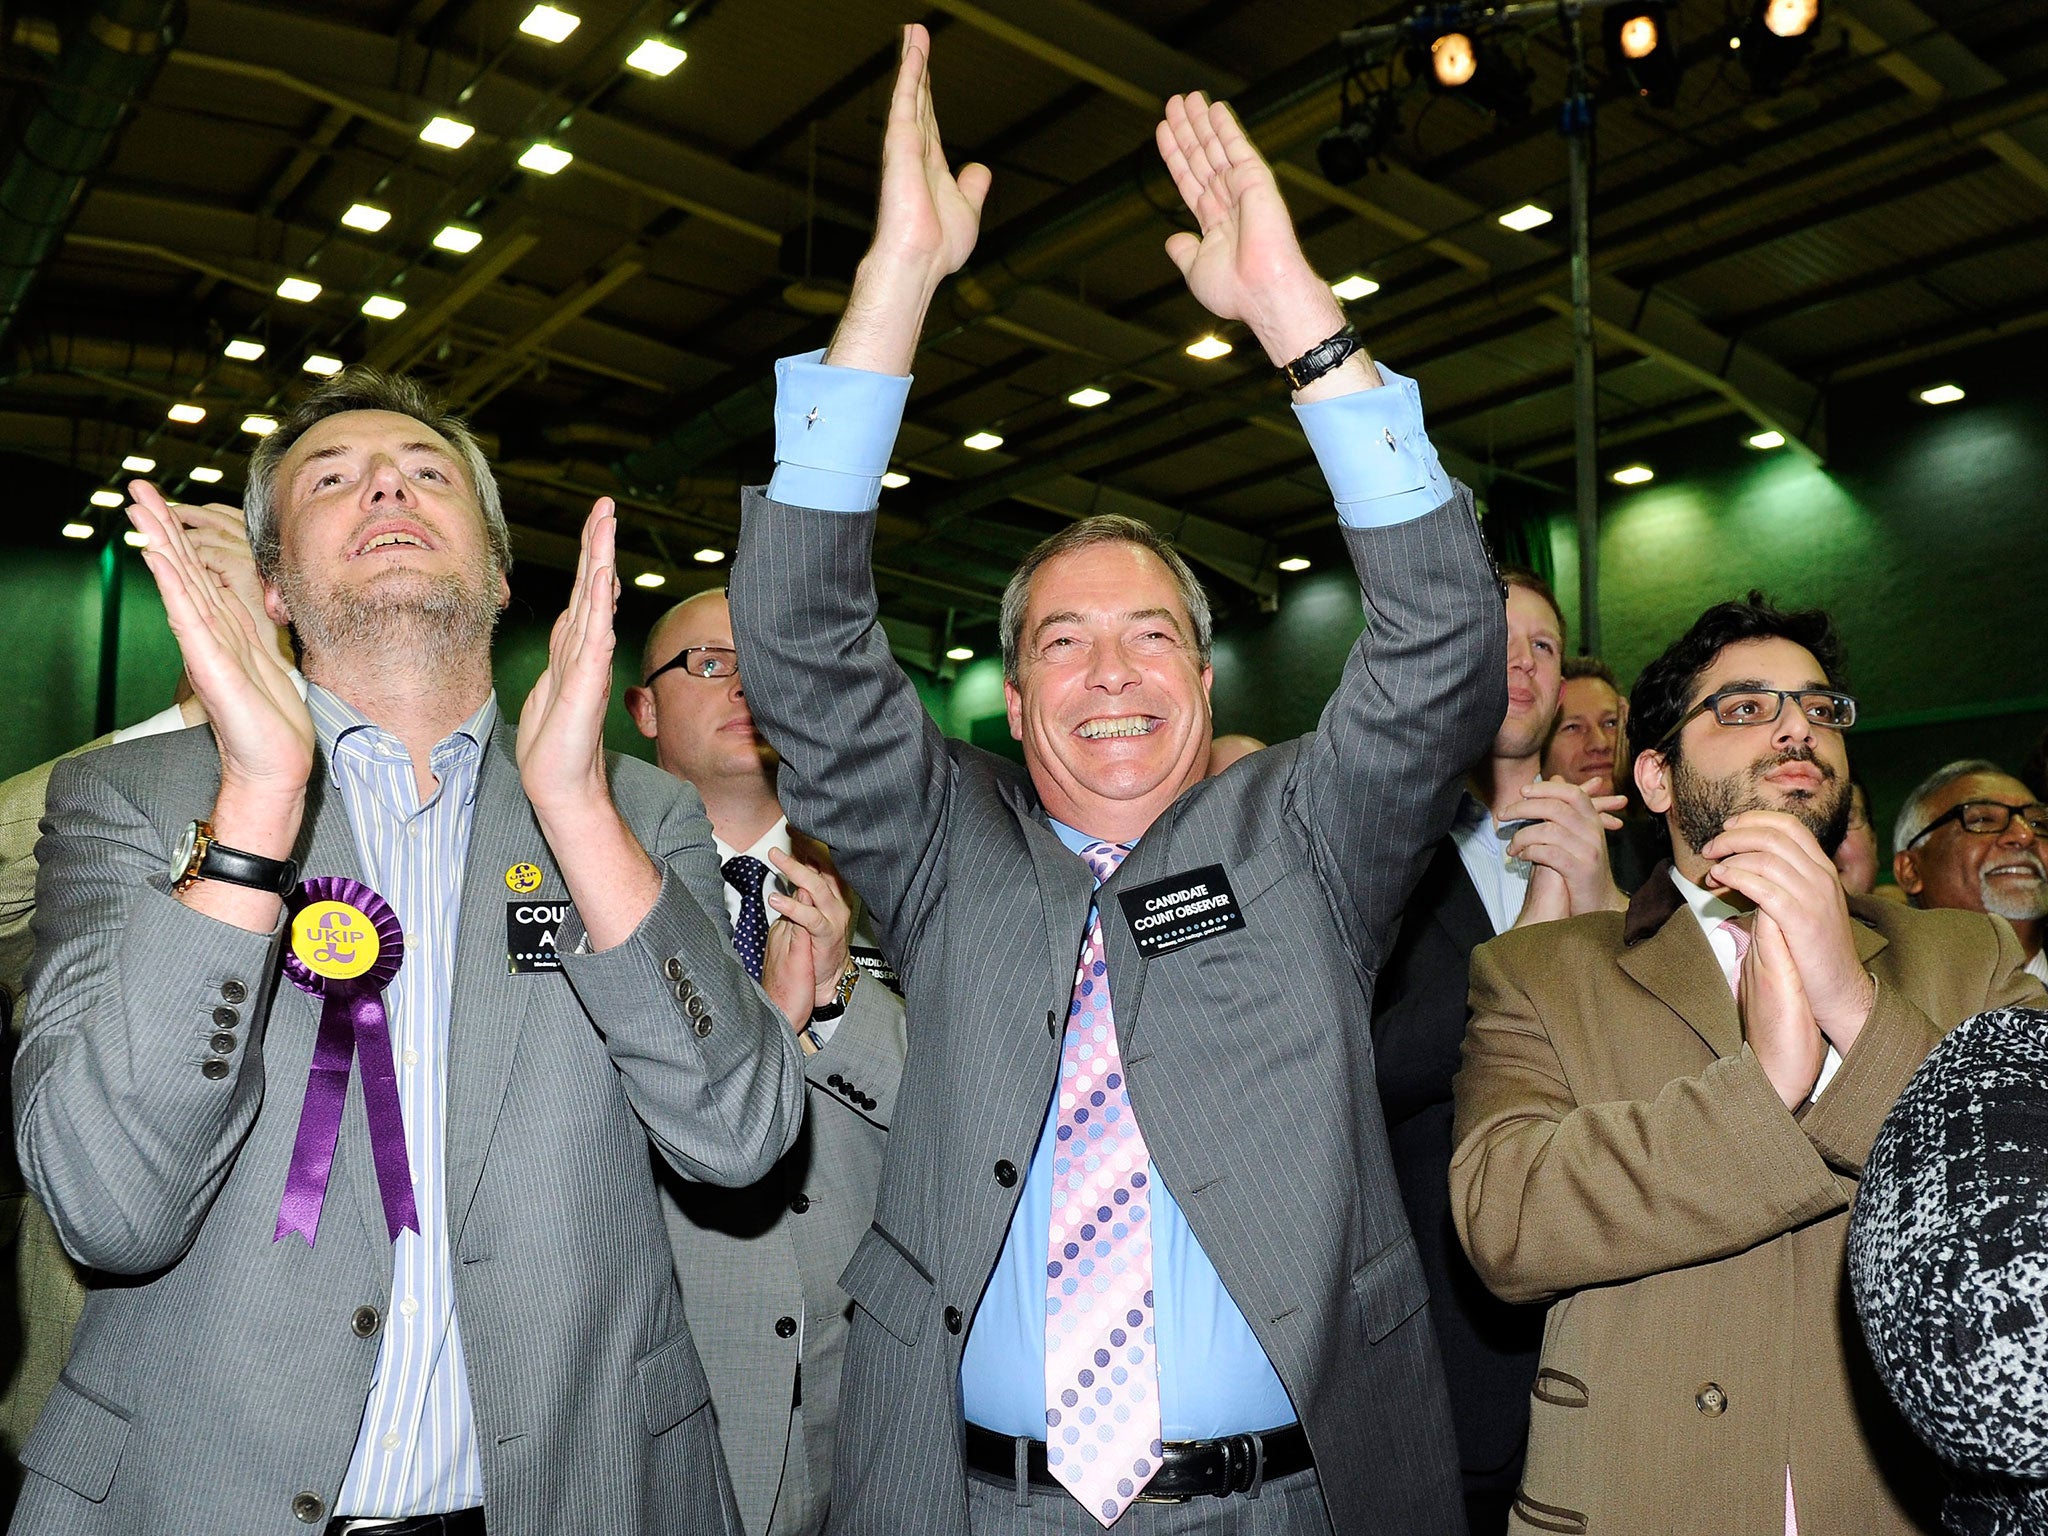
[517,499,618,815]
[1740,911,1827,1110]
[1504,777,1629,920]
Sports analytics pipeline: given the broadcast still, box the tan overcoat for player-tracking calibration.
[1451,868,2046,1536]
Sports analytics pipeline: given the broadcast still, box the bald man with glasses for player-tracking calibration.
[1450,593,2043,1536]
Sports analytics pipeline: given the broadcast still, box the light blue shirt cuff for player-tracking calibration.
[1292,363,1453,528]
[765,348,913,514]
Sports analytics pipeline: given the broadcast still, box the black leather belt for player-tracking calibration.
[325,1511,485,1536]
[964,1422,1311,1502]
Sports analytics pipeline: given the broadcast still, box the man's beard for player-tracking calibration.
[1979,852,2048,923]
[278,561,502,670]
[1671,744,1852,858]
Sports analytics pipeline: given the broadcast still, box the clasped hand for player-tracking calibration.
[1507,777,1628,926]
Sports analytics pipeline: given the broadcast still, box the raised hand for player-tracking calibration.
[1503,777,1630,916]
[128,482,311,809]
[1741,911,1827,1110]
[518,499,619,814]
[766,850,854,1007]
[762,915,818,1035]
[1155,93,1370,386]
[827,23,991,376]
[1703,810,1874,1054]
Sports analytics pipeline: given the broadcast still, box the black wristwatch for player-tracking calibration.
[169,819,301,896]
[1281,325,1365,390]
[808,960,861,1024]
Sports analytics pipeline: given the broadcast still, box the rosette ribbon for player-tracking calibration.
[274,877,418,1246]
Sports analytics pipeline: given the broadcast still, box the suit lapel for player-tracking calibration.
[1432,840,1496,953]
[1618,902,1743,1060]
[443,730,541,1241]
[1094,797,1188,1055]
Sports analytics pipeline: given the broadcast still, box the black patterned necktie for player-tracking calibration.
[722,855,771,981]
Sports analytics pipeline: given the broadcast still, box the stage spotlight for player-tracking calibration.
[1315,90,1399,185]
[1736,0,1822,92]
[1415,29,1531,120]
[1604,2,1682,108]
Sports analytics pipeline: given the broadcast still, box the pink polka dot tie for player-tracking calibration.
[1045,840,1161,1527]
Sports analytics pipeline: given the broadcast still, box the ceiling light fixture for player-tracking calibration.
[121,455,156,473]
[517,142,573,175]
[1610,464,1655,485]
[361,295,408,320]
[1067,387,1112,408]
[880,471,910,489]
[276,276,322,302]
[190,466,224,484]
[962,431,1005,451]
[241,415,279,437]
[433,224,484,253]
[223,337,265,361]
[62,522,94,541]
[518,4,580,42]
[945,646,974,662]
[419,116,476,150]
[1331,274,1381,301]
[692,548,726,564]
[123,530,148,548]
[341,203,391,233]
[1278,556,1312,572]
[1918,383,1965,405]
[625,38,687,76]
[1185,335,1233,361]
[90,489,124,508]
[167,403,206,425]
[303,354,344,377]
[1498,203,1554,232]
[1746,429,1786,450]
[632,571,665,588]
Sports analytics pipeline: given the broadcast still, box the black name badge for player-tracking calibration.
[508,900,573,974]
[1115,865,1246,958]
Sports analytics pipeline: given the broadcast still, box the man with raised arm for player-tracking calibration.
[11,370,807,1536]
[728,27,1504,1535]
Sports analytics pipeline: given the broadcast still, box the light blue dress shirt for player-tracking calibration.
[764,340,1455,1439]
[766,346,1451,528]
[311,685,494,1518]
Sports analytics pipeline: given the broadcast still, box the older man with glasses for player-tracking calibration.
[1892,759,2048,986]
[1450,592,2043,1536]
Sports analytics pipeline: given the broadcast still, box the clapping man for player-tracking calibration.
[12,372,806,1534]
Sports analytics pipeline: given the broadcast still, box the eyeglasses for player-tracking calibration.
[644,645,739,685]
[1655,687,1857,748]
[1905,799,2048,849]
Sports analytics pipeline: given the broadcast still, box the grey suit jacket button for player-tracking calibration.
[292,1492,325,1524]
[693,1016,713,1038]
[352,1305,382,1338]
[209,1032,237,1055]
[220,979,248,1005]
[827,1074,844,1089]
[944,1305,962,1335]
[1695,1383,1727,1416]
[685,994,708,1020]
[663,957,685,982]
[790,1193,811,1214]
[775,1315,798,1339]
[994,1160,1018,1187]
[212,1004,239,1028]
[200,1058,230,1081]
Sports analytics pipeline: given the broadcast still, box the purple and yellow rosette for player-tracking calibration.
[275,877,418,1247]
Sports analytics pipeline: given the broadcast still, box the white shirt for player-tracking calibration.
[109,668,310,744]
[1668,868,1843,1100]
[2026,947,2047,987]
[1451,793,1532,936]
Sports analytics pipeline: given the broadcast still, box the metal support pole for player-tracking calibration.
[1562,6,1600,655]
[94,534,126,738]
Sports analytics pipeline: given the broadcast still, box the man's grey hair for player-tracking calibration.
[999,515,1213,684]
[242,366,512,580]
[1894,759,2007,857]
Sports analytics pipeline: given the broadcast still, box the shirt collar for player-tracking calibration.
[1046,816,1139,856]
[716,814,791,869]
[1668,865,1745,928]
[309,682,498,798]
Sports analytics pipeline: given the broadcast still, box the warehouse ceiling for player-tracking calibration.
[2,0,2044,662]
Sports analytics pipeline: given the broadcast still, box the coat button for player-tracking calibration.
[775,1315,798,1339]
[351,1305,381,1338]
[664,957,685,981]
[685,994,708,1020]
[209,1032,237,1055]
[861,1095,876,1111]
[944,1305,963,1335]
[292,1492,325,1524]
[212,1005,239,1028]
[827,1074,844,1090]
[790,1193,811,1214]
[994,1160,1018,1187]
[693,1017,713,1038]
[220,979,247,1004]
[1696,1383,1727,1416]
[201,1058,229,1080]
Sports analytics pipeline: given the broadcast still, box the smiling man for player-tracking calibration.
[12,370,808,1536]
[1892,760,2048,985]
[728,26,1503,1536]
[1450,593,2044,1536]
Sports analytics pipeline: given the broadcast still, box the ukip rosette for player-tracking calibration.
[275,876,417,1246]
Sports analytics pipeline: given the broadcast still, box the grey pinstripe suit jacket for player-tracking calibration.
[9,722,805,1535]
[729,487,1506,1536]
[665,893,905,1536]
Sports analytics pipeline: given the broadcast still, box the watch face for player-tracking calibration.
[170,820,202,880]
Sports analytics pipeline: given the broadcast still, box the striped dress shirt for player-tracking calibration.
[310,684,494,1518]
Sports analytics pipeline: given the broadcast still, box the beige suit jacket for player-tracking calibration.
[1451,868,2046,1536]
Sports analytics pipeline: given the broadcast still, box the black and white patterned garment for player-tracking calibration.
[1848,1005,2048,1536]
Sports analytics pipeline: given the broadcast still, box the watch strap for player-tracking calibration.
[178,821,300,896]
[1281,326,1364,390]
